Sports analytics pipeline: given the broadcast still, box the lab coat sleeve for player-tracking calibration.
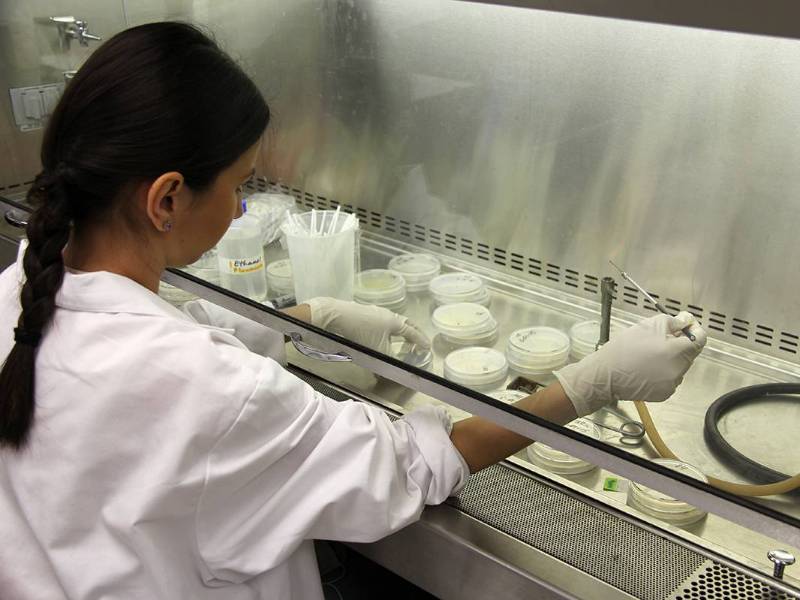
[183,299,285,363]
[195,360,469,584]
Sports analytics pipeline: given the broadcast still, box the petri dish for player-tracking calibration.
[487,389,529,403]
[626,459,708,526]
[526,418,602,475]
[506,326,570,375]
[432,302,498,345]
[158,282,195,307]
[444,347,508,390]
[266,259,294,296]
[354,269,407,310]
[185,250,221,286]
[390,339,433,370]
[429,273,490,306]
[569,320,622,361]
[388,253,441,292]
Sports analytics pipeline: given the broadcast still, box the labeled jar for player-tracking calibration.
[266,259,294,298]
[626,459,708,526]
[507,326,570,376]
[432,302,498,346]
[443,347,508,391]
[388,253,441,292]
[429,273,490,307]
[526,418,602,475]
[217,213,267,302]
[354,269,407,312]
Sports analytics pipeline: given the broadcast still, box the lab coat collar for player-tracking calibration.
[13,241,191,321]
[56,269,192,321]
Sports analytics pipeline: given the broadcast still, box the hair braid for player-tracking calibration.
[0,169,72,449]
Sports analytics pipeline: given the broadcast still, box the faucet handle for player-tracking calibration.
[768,549,796,579]
[50,16,77,25]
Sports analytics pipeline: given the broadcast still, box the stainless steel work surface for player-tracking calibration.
[275,232,800,581]
[296,366,800,600]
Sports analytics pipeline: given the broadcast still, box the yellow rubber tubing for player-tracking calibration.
[633,401,800,497]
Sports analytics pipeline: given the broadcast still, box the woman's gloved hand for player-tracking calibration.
[554,311,707,417]
[307,297,430,355]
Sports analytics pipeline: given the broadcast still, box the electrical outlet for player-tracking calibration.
[9,83,65,132]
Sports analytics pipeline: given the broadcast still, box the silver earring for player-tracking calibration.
[164,221,172,232]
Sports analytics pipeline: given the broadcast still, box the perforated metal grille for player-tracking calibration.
[669,560,799,600]
[447,464,703,600]
[249,178,800,360]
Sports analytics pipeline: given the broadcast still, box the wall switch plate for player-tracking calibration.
[9,83,65,132]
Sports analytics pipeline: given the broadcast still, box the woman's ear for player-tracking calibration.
[145,172,185,233]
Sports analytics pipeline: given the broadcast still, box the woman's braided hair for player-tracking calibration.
[0,22,269,449]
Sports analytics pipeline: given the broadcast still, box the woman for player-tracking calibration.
[0,23,705,599]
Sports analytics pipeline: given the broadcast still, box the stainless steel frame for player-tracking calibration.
[161,264,800,549]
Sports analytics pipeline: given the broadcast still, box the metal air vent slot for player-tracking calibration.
[254,179,800,360]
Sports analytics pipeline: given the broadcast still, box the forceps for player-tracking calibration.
[589,405,646,446]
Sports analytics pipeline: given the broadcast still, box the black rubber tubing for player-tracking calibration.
[703,383,799,488]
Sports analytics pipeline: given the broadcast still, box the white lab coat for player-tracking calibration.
[0,246,469,600]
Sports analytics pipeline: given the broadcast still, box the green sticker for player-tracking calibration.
[603,477,620,492]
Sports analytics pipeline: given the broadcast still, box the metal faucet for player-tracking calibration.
[50,16,101,48]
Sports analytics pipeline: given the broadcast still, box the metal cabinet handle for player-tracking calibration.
[768,549,795,579]
[4,209,28,229]
[289,332,352,362]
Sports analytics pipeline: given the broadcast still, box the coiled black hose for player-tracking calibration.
[703,383,800,491]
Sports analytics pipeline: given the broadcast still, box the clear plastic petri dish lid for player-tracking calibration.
[507,327,570,373]
[391,339,433,370]
[388,253,441,290]
[267,258,293,281]
[158,282,195,306]
[444,347,508,390]
[429,273,486,302]
[487,389,529,403]
[628,459,709,513]
[354,269,407,304]
[432,302,497,338]
[569,320,623,360]
[526,418,602,475]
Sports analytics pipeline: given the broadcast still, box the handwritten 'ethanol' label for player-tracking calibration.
[225,256,264,275]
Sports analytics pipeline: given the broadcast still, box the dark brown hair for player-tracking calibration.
[0,22,269,449]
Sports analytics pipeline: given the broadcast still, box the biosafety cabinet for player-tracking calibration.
[3,1,800,598]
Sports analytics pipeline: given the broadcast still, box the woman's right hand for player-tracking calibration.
[554,312,707,417]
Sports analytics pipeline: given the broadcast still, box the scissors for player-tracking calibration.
[589,405,646,446]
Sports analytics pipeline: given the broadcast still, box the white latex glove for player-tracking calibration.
[307,297,431,355]
[554,311,707,417]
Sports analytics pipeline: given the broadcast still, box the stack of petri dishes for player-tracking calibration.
[432,302,499,346]
[354,269,407,312]
[506,326,570,377]
[388,253,441,293]
[429,273,490,307]
[443,347,508,391]
[626,459,708,526]
[158,282,195,307]
[569,320,622,361]
[266,259,294,298]
[526,418,602,475]
[487,389,528,403]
